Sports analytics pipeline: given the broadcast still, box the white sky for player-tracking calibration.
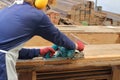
[89,0,120,14]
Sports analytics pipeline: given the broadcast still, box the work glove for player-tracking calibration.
[76,41,84,51]
[40,47,55,57]
[41,44,58,58]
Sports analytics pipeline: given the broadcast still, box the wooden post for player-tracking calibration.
[112,66,120,80]
[32,71,37,80]
[18,71,36,80]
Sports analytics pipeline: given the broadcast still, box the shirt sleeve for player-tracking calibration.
[35,14,76,50]
[18,48,40,59]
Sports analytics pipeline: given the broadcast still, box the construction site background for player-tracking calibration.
[0,0,120,26]
[0,1,120,80]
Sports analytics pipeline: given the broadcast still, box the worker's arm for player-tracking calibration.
[35,13,76,50]
[18,47,55,59]
[18,48,39,59]
[35,13,84,51]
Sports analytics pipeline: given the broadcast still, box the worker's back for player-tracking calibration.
[0,2,45,50]
[0,2,75,51]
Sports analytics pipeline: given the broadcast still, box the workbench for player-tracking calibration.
[17,44,120,80]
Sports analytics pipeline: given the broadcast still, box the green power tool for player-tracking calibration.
[44,44,58,59]
[44,33,85,60]
[44,44,84,60]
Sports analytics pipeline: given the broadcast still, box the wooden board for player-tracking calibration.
[57,25,120,33]
[17,44,120,67]
[84,44,120,58]
[24,26,120,46]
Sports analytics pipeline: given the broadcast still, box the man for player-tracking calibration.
[0,0,84,80]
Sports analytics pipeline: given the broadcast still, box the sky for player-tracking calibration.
[89,0,120,14]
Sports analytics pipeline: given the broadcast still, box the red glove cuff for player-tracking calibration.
[40,47,55,57]
[76,41,84,51]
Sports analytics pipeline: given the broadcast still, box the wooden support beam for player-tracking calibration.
[17,44,120,69]
[112,66,120,80]
[18,71,36,80]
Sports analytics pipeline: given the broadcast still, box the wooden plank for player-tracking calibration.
[37,66,111,79]
[17,44,120,70]
[17,59,44,67]
[64,75,111,80]
[37,66,111,80]
[38,71,110,79]
[37,57,120,72]
[24,26,120,46]
[57,26,120,33]
[38,66,111,75]
[73,33,120,44]
[84,44,120,58]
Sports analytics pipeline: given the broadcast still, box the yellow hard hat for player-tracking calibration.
[35,0,48,9]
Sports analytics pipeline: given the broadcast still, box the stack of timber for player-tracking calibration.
[50,0,107,25]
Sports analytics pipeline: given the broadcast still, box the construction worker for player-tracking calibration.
[0,0,84,80]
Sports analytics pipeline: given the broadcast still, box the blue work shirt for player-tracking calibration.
[0,2,75,59]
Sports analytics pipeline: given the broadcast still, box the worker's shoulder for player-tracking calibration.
[21,4,45,18]
[33,9,45,17]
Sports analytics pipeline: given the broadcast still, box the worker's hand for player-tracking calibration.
[76,41,84,51]
[40,47,55,57]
